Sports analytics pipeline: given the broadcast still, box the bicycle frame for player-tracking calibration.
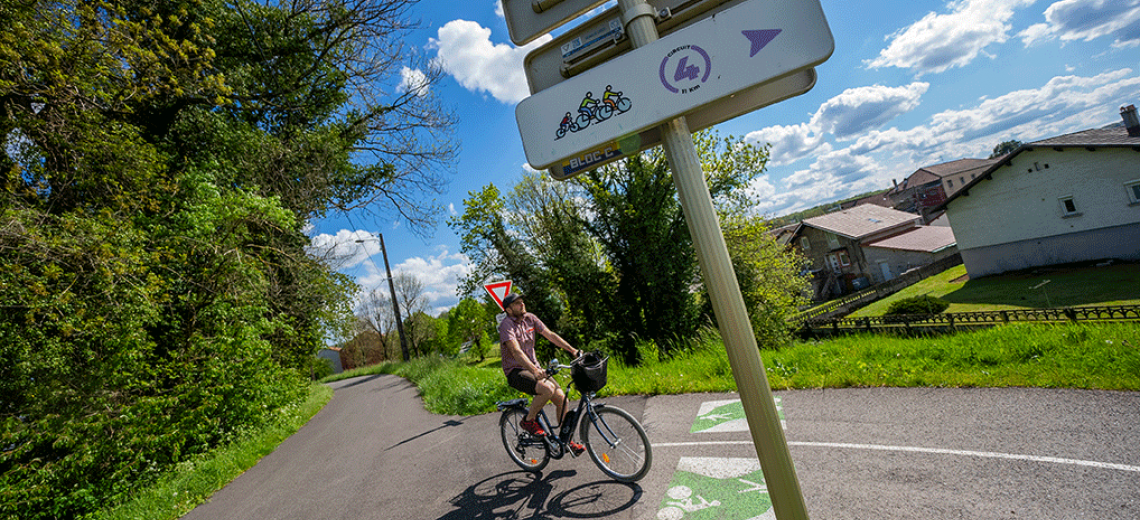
[496,369,615,458]
[497,356,652,481]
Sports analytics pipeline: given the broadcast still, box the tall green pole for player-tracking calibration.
[616,1,810,518]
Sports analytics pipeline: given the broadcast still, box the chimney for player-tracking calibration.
[1122,104,1140,137]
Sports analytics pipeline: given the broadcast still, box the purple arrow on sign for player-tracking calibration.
[742,29,782,57]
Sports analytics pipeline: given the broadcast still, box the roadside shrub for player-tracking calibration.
[885,296,950,316]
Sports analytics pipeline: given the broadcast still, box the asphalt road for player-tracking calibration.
[182,375,1140,520]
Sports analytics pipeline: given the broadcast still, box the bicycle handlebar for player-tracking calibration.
[545,353,586,376]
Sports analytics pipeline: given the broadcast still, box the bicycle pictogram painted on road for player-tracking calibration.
[691,398,784,433]
[656,457,774,520]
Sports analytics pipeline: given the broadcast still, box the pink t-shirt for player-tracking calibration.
[499,313,547,376]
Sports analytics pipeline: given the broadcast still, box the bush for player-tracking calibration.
[885,295,950,316]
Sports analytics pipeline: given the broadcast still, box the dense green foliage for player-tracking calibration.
[96,384,333,520]
[885,295,951,315]
[449,133,810,365]
[0,1,453,518]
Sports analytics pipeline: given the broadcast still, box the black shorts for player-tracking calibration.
[506,368,538,395]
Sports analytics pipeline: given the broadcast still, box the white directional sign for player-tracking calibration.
[547,68,815,179]
[502,0,609,46]
[524,0,745,94]
[515,0,834,174]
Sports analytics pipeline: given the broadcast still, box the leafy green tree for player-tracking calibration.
[0,1,455,518]
[451,132,795,365]
[989,139,1022,158]
[449,184,563,330]
[578,153,700,362]
[712,214,810,348]
[449,298,492,360]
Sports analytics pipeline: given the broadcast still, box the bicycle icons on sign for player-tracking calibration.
[555,85,633,139]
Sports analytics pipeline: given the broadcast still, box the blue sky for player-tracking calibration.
[307,0,1140,316]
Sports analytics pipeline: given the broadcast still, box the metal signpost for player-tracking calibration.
[508,0,833,518]
[515,0,833,178]
[501,0,609,45]
[524,0,746,94]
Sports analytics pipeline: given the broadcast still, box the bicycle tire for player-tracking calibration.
[580,406,652,482]
[596,104,613,121]
[499,408,550,473]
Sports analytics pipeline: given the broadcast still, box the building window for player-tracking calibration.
[1059,196,1080,217]
[837,251,851,266]
[826,233,840,249]
[800,236,810,250]
[947,179,954,189]
[1127,180,1140,205]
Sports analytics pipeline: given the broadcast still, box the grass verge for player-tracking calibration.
[329,322,1139,415]
[850,263,1140,317]
[92,383,334,520]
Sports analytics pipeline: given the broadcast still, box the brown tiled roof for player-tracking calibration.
[864,226,956,253]
[802,204,920,239]
[921,158,1001,177]
[1030,126,1138,147]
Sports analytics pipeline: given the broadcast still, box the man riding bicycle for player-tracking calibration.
[498,292,585,454]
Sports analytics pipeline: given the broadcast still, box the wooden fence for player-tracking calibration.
[793,253,964,323]
[798,304,1140,338]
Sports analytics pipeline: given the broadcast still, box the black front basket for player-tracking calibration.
[572,353,608,392]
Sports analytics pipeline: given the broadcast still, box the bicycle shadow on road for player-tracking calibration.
[438,470,643,520]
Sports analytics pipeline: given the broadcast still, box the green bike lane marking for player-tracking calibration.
[655,398,785,520]
[656,457,774,520]
[690,397,784,433]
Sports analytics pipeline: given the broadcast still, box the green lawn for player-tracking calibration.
[849,263,1140,317]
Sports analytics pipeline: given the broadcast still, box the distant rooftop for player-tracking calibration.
[801,204,919,239]
[864,226,956,254]
[1028,126,1140,147]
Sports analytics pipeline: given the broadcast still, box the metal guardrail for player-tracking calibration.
[799,304,1140,336]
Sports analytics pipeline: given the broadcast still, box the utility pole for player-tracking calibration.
[359,233,410,361]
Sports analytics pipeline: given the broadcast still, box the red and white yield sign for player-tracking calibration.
[515,0,834,175]
[484,280,513,311]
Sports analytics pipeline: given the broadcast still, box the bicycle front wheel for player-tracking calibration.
[581,406,652,482]
[499,408,550,473]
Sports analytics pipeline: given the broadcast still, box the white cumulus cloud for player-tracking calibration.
[428,19,549,104]
[361,247,472,316]
[1019,0,1140,48]
[812,83,930,138]
[866,0,1036,75]
[307,229,383,270]
[397,66,430,97]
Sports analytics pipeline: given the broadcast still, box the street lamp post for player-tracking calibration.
[358,233,410,362]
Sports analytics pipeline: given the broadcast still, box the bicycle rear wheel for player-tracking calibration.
[499,408,550,472]
[581,406,651,482]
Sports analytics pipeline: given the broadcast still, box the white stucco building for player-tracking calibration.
[936,105,1140,277]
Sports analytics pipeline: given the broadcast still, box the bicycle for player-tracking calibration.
[496,353,652,482]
